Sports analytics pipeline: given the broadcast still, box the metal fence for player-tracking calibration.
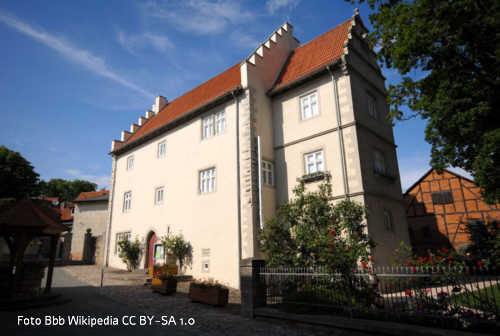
[259,265,499,331]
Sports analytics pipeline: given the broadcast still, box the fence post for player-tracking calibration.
[240,258,265,318]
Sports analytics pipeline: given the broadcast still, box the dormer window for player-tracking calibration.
[126,156,134,170]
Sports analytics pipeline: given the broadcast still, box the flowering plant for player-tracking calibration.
[153,264,176,280]
[190,278,229,290]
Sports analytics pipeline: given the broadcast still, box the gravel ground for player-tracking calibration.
[58,265,368,336]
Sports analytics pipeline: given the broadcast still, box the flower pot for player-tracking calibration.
[151,277,177,295]
[188,283,229,306]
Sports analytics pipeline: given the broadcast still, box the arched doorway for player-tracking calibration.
[145,231,156,269]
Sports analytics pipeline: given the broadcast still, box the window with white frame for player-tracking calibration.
[202,110,225,139]
[304,150,324,174]
[157,141,166,159]
[126,156,134,170]
[383,209,393,231]
[199,168,216,193]
[155,187,164,205]
[262,160,274,186]
[374,150,386,175]
[123,191,132,212]
[215,111,226,135]
[115,231,131,254]
[367,93,377,118]
[300,91,319,120]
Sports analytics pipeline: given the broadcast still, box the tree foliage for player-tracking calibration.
[160,233,192,273]
[465,220,500,267]
[118,237,142,272]
[39,178,97,202]
[0,146,40,201]
[260,179,375,274]
[348,0,500,203]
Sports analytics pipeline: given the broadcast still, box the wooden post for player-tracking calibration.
[44,234,59,294]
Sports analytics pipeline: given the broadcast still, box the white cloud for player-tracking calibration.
[266,0,300,14]
[0,11,154,98]
[144,0,254,35]
[66,169,110,189]
[117,30,174,54]
[230,31,260,50]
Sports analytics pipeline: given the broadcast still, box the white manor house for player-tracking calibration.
[105,13,410,288]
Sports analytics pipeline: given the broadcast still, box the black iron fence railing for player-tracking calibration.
[259,265,499,332]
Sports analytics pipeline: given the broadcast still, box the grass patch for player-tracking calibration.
[452,285,500,313]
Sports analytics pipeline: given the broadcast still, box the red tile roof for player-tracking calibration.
[75,190,109,202]
[60,207,73,222]
[272,19,352,91]
[122,63,242,148]
[0,200,68,234]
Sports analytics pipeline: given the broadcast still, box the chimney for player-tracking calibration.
[152,96,168,114]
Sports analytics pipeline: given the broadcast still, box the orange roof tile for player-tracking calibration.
[75,190,109,202]
[122,63,242,148]
[60,207,73,222]
[272,19,352,91]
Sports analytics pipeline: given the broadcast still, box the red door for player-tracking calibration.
[147,233,157,268]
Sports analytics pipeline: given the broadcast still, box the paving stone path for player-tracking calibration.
[59,265,368,336]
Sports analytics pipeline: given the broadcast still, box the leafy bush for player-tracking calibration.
[160,233,192,274]
[118,238,142,272]
[191,278,228,290]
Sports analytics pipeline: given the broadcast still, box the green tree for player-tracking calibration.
[260,179,374,272]
[0,146,40,202]
[465,220,500,267]
[160,233,192,274]
[348,0,500,203]
[118,237,142,272]
[39,178,97,202]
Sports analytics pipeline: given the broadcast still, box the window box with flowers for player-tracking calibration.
[298,171,331,184]
[151,265,178,295]
[188,279,229,306]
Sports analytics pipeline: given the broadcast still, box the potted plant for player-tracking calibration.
[188,279,229,306]
[160,233,192,274]
[151,266,177,295]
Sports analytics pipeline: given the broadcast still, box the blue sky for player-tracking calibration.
[0,0,470,191]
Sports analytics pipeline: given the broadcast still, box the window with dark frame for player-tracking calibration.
[431,191,453,204]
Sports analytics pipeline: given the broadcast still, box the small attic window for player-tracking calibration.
[431,191,453,204]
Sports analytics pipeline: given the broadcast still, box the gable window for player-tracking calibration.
[123,191,132,212]
[431,191,453,204]
[300,91,319,120]
[202,110,225,139]
[115,231,131,254]
[367,93,377,118]
[383,209,393,231]
[199,168,216,193]
[157,141,166,159]
[374,150,386,175]
[126,156,134,170]
[155,187,164,205]
[304,150,324,174]
[262,160,274,186]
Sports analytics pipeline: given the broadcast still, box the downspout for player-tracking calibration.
[327,65,350,198]
[257,136,264,230]
[101,156,117,287]
[232,92,242,267]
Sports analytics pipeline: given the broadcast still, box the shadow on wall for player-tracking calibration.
[405,194,454,256]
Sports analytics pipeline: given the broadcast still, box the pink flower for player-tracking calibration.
[405,289,411,296]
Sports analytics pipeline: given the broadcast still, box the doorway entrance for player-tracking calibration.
[145,231,156,269]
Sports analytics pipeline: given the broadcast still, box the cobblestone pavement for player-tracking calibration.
[59,265,369,336]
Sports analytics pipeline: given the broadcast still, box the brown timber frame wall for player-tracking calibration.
[404,169,500,254]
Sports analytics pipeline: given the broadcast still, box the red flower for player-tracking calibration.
[447,255,452,259]
[405,289,411,296]
[329,230,335,236]
[442,248,448,253]
[477,260,483,267]
[412,266,417,273]
[369,257,375,262]
[448,260,453,264]
[407,262,413,266]
[328,248,332,254]
[368,270,372,274]
[328,241,334,247]
[362,262,367,269]
[423,257,428,262]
